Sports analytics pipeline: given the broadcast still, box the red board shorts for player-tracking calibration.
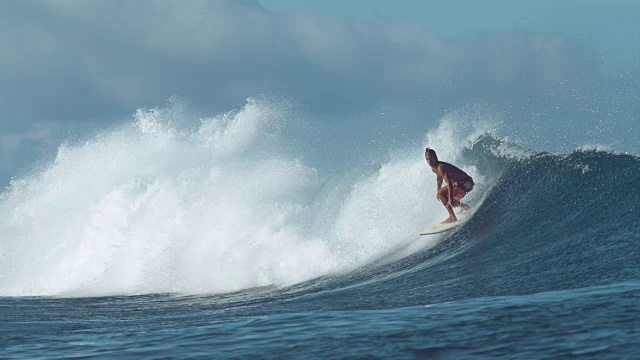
[452,177,474,201]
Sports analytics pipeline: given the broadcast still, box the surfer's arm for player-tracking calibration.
[436,175,443,199]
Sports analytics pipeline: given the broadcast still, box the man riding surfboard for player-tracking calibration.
[425,147,474,224]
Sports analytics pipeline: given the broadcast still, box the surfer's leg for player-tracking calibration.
[438,186,457,223]
[451,188,470,211]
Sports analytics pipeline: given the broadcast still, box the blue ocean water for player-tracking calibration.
[0,103,639,358]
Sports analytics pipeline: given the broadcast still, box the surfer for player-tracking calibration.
[425,147,474,224]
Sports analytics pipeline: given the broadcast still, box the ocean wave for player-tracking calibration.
[1,99,637,300]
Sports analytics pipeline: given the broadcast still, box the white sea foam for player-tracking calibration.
[0,99,490,297]
[574,144,612,153]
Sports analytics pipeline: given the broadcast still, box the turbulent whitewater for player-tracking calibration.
[0,99,485,297]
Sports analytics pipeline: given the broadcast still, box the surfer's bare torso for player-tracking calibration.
[425,148,474,224]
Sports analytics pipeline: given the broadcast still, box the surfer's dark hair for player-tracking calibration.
[425,147,437,157]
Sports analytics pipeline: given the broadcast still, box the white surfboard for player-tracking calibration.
[420,211,470,235]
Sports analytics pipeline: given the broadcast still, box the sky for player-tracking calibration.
[0,0,638,185]
[263,0,640,69]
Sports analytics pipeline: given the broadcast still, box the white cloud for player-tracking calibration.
[1,0,606,118]
[1,123,61,153]
[0,0,636,182]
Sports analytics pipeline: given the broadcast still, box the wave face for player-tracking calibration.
[309,143,640,308]
[0,99,638,300]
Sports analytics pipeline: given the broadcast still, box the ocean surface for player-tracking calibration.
[0,101,639,358]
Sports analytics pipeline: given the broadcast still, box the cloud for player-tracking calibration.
[1,0,607,121]
[0,122,63,181]
[0,0,637,183]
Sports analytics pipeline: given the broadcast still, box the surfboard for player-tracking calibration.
[420,211,470,235]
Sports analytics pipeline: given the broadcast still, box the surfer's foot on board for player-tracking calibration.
[441,216,457,224]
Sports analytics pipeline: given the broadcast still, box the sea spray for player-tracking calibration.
[0,99,494,297]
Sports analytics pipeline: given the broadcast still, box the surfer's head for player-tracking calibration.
[425,147,438,167]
